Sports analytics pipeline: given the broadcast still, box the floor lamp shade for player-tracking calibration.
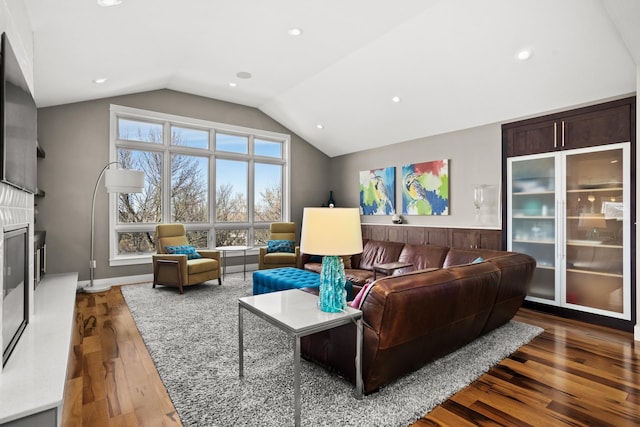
[104,169,145,193]
[300,207,363,312]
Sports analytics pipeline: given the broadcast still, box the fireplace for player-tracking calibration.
[2,225,28,366]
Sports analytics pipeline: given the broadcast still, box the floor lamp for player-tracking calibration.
[83,161,145,294]
[300,207,363,312]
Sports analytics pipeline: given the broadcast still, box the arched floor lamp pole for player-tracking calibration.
[83,161,145,293]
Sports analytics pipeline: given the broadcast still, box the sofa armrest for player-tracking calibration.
[152,254,188,284]
[197,249,221,263]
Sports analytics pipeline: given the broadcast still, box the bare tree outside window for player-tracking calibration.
[112,111,288,259]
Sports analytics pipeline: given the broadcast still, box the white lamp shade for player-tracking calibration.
[104,169,145,193]
[577,213,606,229]
[300,207,363,255]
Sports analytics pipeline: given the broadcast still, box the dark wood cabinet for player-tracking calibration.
[502,96,636,331]
[503,97,634,157]
[562,104,631,150]
[504,120,557,157]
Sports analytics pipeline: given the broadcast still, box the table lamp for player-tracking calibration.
[300,207,363,312]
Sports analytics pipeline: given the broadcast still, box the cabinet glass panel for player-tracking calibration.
[510,156,556,301]
[564,148,624,313]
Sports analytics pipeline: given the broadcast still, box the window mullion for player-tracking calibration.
[163,122,172,223]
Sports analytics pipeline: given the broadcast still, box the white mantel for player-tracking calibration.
[0,272,77,426]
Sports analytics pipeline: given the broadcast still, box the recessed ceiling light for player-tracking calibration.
[236,71,252,79]
[97,0,122,6]
[316,124,324,129]
[516,49,533,61]
[391,96,401,103]
[228,82,237,87]
[288,28,303,36]
[93,78,108,84]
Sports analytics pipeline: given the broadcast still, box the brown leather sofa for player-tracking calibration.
[300,244,536,394]
[301,239,464,289]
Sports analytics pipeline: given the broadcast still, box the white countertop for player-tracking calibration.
[0,272,78,424]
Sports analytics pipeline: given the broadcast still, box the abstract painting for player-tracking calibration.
[359,167,396,215]
[402,160,449,215]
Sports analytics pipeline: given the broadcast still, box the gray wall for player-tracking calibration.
[329,123,503,228]
[37,89,330,281]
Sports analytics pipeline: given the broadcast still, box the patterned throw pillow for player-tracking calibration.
[350,282,373,309]
[164,245,202,260]
[267,240,295,254]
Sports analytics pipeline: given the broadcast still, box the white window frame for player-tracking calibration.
[108,104,291,266]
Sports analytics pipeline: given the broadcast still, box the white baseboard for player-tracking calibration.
[77,273,153,291]
[222,263,258,276]
[76,263,259,291]
[635,324,640,341]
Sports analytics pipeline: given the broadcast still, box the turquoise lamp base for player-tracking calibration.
[318,255,347,313]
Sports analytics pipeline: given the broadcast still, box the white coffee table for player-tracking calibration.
[238,289,363,427]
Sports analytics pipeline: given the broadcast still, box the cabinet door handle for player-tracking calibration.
[554,122,557,148]
[561,120,565,147]
[556,200,562,258]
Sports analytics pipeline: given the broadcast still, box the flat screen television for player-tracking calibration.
[0,32,37,194]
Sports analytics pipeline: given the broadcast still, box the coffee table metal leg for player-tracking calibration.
[294,336,301,427]
[238,306,244,378]
[355,317,363,398]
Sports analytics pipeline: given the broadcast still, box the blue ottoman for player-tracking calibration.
[252,267,353,299]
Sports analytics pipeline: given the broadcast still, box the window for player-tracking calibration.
[109,105,290,266]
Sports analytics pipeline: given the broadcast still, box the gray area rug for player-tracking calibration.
[121,274,543,427]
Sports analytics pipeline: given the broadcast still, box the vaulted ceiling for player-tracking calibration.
[24,0,640,157]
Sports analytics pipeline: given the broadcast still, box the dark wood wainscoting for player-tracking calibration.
[361,224,503,250]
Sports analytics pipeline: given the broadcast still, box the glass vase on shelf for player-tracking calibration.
[473,185,485,224]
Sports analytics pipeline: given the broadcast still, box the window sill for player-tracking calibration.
[110,254,151,267]
[109,247,261,267]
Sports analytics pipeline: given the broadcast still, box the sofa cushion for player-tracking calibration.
[397,243,449,273]
[158,235,189,251]
[357,240,405,270]
[186,257,218,274]
[267,239,295,253]
[344,269,374,286]
[443,247,505,268]
[164,245,202,260]
[263,252,297,265]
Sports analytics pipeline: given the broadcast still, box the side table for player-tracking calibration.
[238,289,363,427]
[372,261,413,280]
[215,245,252,280]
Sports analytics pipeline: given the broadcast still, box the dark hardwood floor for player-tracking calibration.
[63,284,639,426]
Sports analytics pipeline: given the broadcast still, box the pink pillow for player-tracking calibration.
[350,282,373,309]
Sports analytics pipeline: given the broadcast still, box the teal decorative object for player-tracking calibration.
[318,255,347,312]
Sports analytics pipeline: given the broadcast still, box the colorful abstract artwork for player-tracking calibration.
[359,167,396,215]
[402,160,449,215]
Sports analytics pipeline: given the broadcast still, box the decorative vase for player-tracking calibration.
[327,190,336,207]
[318,255,347,312]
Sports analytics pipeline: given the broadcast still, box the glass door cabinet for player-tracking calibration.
[507,143,630,320]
